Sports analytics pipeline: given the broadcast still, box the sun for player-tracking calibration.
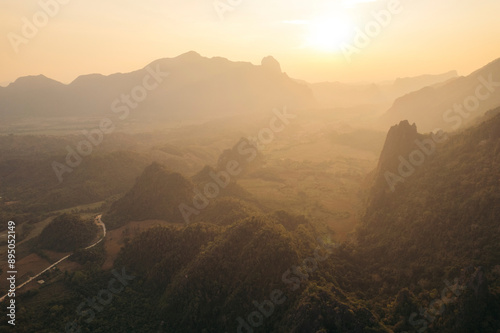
[306,16,354,53]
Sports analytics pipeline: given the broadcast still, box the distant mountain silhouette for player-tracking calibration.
[309,70,458,109]
[0,52,315,121]
[392,71,458,95]
[382,58,500,132]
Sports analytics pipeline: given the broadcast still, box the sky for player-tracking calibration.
[1,0,500,85]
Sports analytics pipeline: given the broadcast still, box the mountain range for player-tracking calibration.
[308,70,458,109]
[0,52,315,121]
[382,58,500,132]
[4,52,500,136]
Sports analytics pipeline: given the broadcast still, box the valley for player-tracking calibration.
[0,48,499,332]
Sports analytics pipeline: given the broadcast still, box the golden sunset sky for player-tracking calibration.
[1,0,500,85]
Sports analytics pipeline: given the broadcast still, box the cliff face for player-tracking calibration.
[377,120,420,171]
[368,120,423,198]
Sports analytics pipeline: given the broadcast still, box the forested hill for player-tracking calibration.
[103,162,194,228]
[103,138,262,229]
[113,216,387,333]
[37,213,99,252]
[362,113,500,267]
[354,112,500,331]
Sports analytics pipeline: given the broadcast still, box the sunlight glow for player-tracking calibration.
[342,0,378,8]
[305,16,355,53]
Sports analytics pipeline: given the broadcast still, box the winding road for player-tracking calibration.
[0,214,106,303]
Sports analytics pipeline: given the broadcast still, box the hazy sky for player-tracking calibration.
[1,0,500,85]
